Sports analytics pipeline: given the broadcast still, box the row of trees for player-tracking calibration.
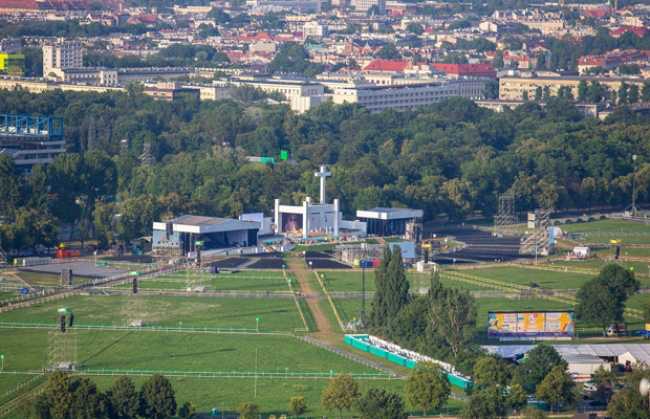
[1,88,648,253]
[28,373,183,419]
[322,346,576,418]
[370,247,478,373]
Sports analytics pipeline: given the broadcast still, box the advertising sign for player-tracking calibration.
[488,311,575,341]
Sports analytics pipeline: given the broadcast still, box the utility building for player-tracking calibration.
[152,215,260,257]
[356,208,423,237]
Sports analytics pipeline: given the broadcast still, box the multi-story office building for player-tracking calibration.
[42,39,83,78]
[499,75,646,101]
[331,80,487,112]
[352,0,385,14]
[0,114,65,171]
[215,77,325,113]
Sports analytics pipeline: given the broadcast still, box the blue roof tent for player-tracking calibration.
[0,114,64,139]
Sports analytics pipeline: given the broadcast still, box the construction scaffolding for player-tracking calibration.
[494,193,517,235]
[46,330,78,371]
[519,209,552,259]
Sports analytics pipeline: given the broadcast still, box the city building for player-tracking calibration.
[356,207,423,238]
[152,215,260,257]
[431,63,497,79]
[332,80,487,112]
[499,75,646,101]
[0,113,65,170]
[303,21,326,39]
[352,0,386,14]
[142,81,201,103]
[42,39,83,78]
[215,77,325,113]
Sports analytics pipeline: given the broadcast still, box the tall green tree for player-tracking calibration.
[607,388,650,419]
[576,264,639,334]
[461,385,506,419]
[514,344,566,393]
[370,246,392,329]
[535,366,575,412]
[0,155,19,217]
[107,376,139,419]
[386,246,410,326]
[321,374,361,418]
[430,287,476,359]
[405,362,450,416]
[357,388,408,419]
[139,375,176,419]
[472,356,510,389]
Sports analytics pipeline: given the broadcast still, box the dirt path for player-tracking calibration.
[286,256,336,341]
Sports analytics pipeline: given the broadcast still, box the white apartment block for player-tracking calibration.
[303,21,326,39]
[332,80,487,112]
[352,0,385,14]
[42,39,83,77]
[215,77,325,112]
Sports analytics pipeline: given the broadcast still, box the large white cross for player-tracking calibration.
[314,165,331,204]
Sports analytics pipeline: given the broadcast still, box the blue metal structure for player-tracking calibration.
[0,114,64,139]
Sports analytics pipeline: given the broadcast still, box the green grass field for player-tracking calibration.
[561,219,650,244]
[83,376,464,417]
[0,295,304,332]
[457,266,594,290]
[0,327,467,418]
[318,271,490,293]
[116,270,291,292]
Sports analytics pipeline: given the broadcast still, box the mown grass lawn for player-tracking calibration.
[458,266,593,290]
[561,220,650,244]
[115,270,290,292]
[318,270,490,293]
[0,295,303,332]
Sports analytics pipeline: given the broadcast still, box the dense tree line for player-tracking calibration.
[21,373,183,419]
[0,20,167,39]
[545,29,650,71]
[0,88,648,252]
[85,44,230,69]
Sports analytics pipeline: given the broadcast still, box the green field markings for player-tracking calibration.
[561,219,650,244]
[460,265,593,290]
[313,271,347,332]
[0,368,395,381]
[0,322,293,336]
[0,295,305,332]
[116,270,291,292]
[283,271,311,333]
[444,268,645,320]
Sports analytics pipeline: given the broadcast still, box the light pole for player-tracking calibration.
[632,154,638,216]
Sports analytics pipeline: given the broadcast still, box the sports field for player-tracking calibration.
[561,219,650,244]
[457,266,594,290]
[0,295,304,332]
[318,270,490,293]
[115,270,291,292]
[0,328,415,417]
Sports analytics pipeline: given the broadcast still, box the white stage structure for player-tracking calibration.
[274,165,341,239]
